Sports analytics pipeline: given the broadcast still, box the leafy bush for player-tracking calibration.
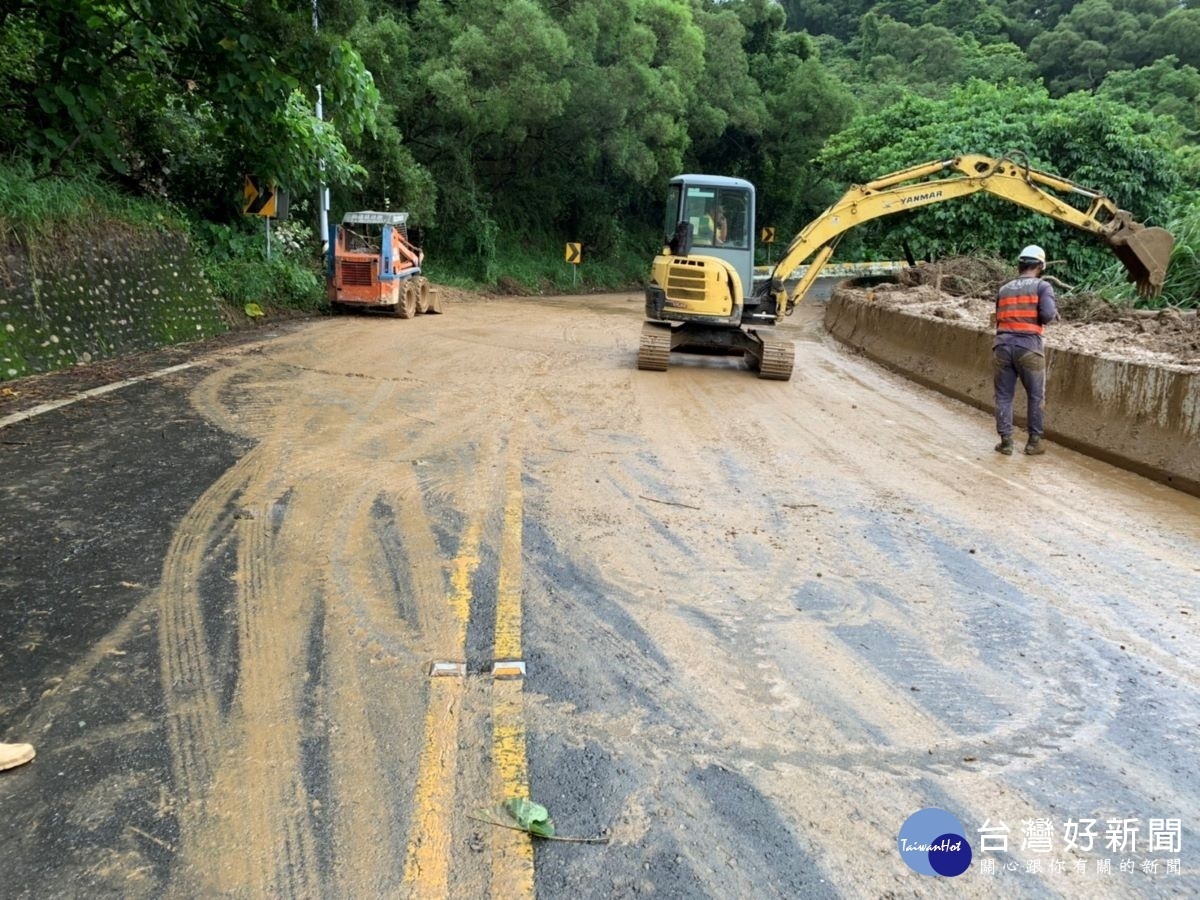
[424,225,653,294]
[190,219,324,312]
[0,161,324,314]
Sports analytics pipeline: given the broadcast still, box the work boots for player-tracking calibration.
[0,742,35,771]
[1025,435,1046,456]
[994,435,1014,456]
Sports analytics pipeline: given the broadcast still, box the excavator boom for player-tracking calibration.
[770,154,1174,314]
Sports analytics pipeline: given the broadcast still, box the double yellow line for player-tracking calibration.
[403,439,533,897]
[491,443,534,895]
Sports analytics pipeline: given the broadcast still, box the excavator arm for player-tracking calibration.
[768,153,1174,316]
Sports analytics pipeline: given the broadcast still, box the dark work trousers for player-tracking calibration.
[993,344,1046,437]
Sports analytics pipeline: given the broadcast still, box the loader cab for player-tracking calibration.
[664,175,755,298]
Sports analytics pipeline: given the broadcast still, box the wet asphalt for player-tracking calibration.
[0,368,251,893]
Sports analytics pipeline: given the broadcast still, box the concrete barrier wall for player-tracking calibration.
[824,290,1200,498]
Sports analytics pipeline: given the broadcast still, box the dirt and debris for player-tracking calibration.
[853,257,1200,372]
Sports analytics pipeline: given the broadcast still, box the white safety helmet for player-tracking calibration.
[1018,244,1047,266]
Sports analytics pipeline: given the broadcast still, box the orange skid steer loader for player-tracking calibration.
[327,211,441,317]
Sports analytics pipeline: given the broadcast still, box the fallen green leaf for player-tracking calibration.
[504,797,556,838]
[244,302,264,318]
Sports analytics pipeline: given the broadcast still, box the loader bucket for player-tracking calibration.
[1106,226,1174,297]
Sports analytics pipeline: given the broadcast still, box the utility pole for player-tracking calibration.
[313,0,330,252]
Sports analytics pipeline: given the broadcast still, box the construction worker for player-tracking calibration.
[993,244,1058,456]
[0,741,35,771]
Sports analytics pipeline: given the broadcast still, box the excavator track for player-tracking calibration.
[756,336,795,381]
[637,322,671,371]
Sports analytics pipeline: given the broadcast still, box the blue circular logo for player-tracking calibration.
[898,808,972,877]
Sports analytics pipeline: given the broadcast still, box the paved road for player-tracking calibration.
[1,290,1197,898]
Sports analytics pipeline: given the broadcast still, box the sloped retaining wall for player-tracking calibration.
[824,290,1200,498]
[0,227,228,380]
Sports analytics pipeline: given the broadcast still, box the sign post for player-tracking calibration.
[760,226,776,267]
[565,242,582,287]
[244,176,289,259]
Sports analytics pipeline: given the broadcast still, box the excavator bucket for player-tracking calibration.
[1105,225,1174,297]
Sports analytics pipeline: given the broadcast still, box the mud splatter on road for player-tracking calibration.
[1,290,1198,897]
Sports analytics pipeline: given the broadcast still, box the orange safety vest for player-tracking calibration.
[996,278,1044,335]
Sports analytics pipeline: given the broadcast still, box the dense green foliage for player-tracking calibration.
[0,0,376,213]
[0,160,174,237]
[1,0,1196,305]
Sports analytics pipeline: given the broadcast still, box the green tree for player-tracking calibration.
[922,0,1008,42]
[996,0,1077,47]
[873,0,928,25]
[778,0,873,39]
[855,17,1033,98]
[748,33,857,234]
[0,0,378,218]
[1141,8,1200,70]
[1099,56,1200,140]
[1028,0,1179,92]
[864,20,969,87]
[339,12,437,225]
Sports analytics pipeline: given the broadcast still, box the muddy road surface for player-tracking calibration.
[1,290,1198,898]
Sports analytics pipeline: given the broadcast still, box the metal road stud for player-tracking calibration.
[492,660,526,679]
[429,661,466,677]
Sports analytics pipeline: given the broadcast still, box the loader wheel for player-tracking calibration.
[396,281,417,319]
[637,322,670,371]
[415,277,431,314]
[757,336,795,381]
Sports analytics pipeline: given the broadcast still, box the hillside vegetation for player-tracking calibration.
[0,0,1196,306]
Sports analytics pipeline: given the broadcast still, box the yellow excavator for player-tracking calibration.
[639,153,1175,380]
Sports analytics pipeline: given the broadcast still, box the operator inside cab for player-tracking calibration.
[684,187,748,249]
[707,204,729,245]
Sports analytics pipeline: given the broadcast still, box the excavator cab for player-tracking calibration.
[646,176,756,327]
[642,176,796,379]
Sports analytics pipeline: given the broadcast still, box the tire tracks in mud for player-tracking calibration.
[18,298,1195,896]
[150,315,547,896]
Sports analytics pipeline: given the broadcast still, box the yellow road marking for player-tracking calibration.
[402,510,485,897]
[491,438,535,896]
[492,680,534,896]
[402,677,464,896]
[450,519,483,651]
[494,443,525,663]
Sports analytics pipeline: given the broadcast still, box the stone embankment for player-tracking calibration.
[1,227,227,380]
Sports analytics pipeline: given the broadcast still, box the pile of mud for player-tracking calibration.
[856,258,1200,372]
